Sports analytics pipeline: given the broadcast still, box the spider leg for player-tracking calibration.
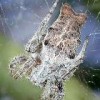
[37,0,60,38]
[59,37,89,80]
[12,57,34,79]
[12,56,41,79]
[9,55,28,78]
[25,0,59,53]
[74,37,89,65]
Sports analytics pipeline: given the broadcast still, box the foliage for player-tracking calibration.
[83,0,100,16]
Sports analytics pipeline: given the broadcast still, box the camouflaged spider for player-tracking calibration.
[9,0,88,100]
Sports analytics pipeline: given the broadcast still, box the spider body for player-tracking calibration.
[9,0,88,99]
[43,4,87,61]
[9,0,88,81]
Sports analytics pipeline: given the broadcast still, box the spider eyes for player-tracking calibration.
[48,27,54,32]
[69,53,75,59]
[69,50,75,59]
[77,39,81,43]
[44,40,49,45]
[71,33,73,36]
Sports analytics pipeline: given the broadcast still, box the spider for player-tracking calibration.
[9,0,88,99]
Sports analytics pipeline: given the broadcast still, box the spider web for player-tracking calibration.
[0,0,100,98]
[73,0,100,97]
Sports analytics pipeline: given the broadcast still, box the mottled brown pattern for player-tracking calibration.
[44,3,87,59]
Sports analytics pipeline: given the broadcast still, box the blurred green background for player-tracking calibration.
[0,0,100,100]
